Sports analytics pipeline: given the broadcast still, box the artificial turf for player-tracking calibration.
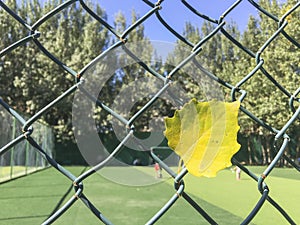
[0,166,298,225]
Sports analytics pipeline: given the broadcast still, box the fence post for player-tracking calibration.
[9,117,16,179]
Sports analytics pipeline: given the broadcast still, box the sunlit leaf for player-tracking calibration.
[164,98,241,177]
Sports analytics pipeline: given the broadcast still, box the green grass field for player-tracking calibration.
[0,166,299,225]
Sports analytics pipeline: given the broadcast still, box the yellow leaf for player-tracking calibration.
[281,5,292,23]
[164,98,241,177]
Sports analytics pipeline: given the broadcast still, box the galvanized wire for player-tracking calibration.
[0,0,299,224]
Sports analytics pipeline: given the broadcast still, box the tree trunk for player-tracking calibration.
[259,135,267,165]
[247,138,252,165]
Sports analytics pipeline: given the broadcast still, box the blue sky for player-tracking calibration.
[96,0,262,42]
[16,0,286,42]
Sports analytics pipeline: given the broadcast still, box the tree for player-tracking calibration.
[0,0,29,111]
[94,10,163,135]
[163,0,299,165]
[1,0,110,142]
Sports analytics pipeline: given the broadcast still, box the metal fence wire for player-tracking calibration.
[0,107,54,182]
[0,0,299,224]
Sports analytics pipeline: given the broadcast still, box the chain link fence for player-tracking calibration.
[0,0,299,224]
[0,106,54,182]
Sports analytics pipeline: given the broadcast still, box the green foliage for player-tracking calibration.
[0,0,109,142]
[93,10,168,134]
[164,0,299,164]
[1,0,299,164]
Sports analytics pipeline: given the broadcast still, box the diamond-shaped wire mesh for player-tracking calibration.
[0,0,299,224]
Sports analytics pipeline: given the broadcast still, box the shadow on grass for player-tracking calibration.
[0,194,63,200]
[183,194,247,224]
[46,167,88,219]
[0,214,48,221]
